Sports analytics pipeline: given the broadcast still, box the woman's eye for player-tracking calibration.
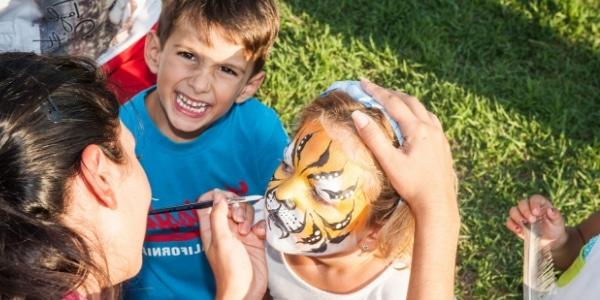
[220,66,238,76]
[177,51,195,60]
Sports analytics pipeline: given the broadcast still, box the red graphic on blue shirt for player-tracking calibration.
[145,181,249,242]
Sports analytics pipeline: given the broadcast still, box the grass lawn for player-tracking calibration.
[259,0,600,298]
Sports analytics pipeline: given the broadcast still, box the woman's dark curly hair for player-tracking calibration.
[0,52,123,299]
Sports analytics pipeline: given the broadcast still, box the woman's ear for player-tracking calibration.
[79,145,118,209]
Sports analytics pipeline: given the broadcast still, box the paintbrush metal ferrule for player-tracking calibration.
[148,195,263,215]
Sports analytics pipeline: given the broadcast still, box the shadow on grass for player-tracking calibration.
[282,0,600,144]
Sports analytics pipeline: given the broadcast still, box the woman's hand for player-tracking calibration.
[197,190,267,300]
[353,79,459,299]
[353,79,458,215]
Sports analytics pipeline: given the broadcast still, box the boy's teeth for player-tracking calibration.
[176,94,208,113]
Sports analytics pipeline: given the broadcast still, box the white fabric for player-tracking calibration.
[96,0,160,64]
[0,0,160,63]
[266,245,410,300]
[548,236,600,299]
[0,0,41,53]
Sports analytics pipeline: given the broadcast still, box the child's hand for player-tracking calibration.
[197,191,267,300]
[506,194,568,250]
[197,189,255,235]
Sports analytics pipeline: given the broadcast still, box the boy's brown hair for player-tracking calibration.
[158,0,280,76]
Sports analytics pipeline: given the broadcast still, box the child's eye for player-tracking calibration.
[177,51,195,61]
[281,161,294,174]
[315,187,355,203]
[281,145,294,171]
[220,66,238,76]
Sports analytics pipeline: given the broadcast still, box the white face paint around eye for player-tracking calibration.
[283,143,294,167]
[309,170,357,204]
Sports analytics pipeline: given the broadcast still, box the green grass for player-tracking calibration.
[257,0,600,298]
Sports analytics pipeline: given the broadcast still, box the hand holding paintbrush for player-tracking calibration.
[196,190,268,299]
[148,194,262,215]
[149,189,260,236]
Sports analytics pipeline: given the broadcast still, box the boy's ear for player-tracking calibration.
[79,145,118,209]
[235,70,265,103]
[144,32,162,74]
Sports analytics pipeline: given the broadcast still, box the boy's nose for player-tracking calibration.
[187,70,211,94]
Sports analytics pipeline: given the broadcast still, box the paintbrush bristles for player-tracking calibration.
[523,220,556,300]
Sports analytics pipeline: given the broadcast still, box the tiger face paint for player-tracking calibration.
[265,119,374,256]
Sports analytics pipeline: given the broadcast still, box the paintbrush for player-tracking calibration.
[148,195,263,215]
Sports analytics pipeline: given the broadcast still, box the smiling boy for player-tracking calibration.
[119,0,287,298]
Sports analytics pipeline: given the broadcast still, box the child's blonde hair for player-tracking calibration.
[296,90,415,260]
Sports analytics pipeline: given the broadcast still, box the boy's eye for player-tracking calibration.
[177,51,195,61]
[220,66,238,76]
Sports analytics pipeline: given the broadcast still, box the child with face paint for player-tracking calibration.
[264,81,415,299]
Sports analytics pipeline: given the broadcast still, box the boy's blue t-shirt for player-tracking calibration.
[120,86,288,299]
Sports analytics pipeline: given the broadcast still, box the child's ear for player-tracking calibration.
[235,70,265,103]
[144,32,162,75]
[358,227,380,252]
[79,145,118,209]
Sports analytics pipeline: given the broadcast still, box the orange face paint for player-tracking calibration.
[265,119,373,255]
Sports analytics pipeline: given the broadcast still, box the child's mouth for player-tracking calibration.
[175,93,209,116]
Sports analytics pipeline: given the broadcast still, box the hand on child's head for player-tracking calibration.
[353,79,456,213]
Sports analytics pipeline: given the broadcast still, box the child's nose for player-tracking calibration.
[275,178,309,210]
[187,70,211,94]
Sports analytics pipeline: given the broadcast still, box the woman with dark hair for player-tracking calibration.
[0,52,151,299]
